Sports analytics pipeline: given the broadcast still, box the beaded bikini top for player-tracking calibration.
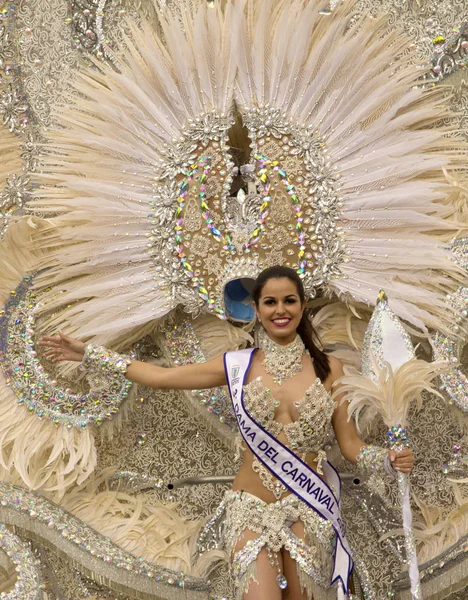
[243,376,335,454]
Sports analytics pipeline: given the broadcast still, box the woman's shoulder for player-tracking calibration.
[324,354,344,382]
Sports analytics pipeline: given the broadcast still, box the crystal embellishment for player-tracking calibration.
[277,574,288,589]
[258,328,306,385]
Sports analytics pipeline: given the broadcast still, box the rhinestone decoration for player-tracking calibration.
[431,239,468,412]
[252,456,289,500]
[160,313,237,434]
[173,152,309,316]
[0,83,28,132]
[0,172,30,235]
[424,19,468,83]
[0,524,43,600]
[0,481,209,597]
[242,373,334,499]
[241,105,346,296]
[81,343,132,380]
[145,103,344,318]
[0,4,41,233]
[442,444,468,479]
[199,490,335,595]
[432,286,468,412]
[0,277,133,429]
[156,109,234,184]
[68,0,107,56]
[361,291,415,382]
[276,574,288,589]
[356,445,392,475]
[243,376,334,456]
[451,237,468,271]
[258,329,306,385]
[0,8,15,75]
[386,427,408,451]
[225,187,264,251]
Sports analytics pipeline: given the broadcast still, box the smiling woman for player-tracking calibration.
[254,279,304,340]
[39,265,414,600]
[252,266,331,383]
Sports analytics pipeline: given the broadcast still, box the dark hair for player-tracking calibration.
[252,266,331,382]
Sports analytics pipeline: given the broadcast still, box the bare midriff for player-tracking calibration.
[231,444,324,503]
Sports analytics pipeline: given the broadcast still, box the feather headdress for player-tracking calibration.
[24,0,467,346]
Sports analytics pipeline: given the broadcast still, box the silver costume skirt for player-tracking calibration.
[197,490,338,600]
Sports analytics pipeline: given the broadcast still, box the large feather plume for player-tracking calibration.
[29,0,240,345]
[235,0,468,333]
[0,219,102,498]
[60,468,201,572]
[24,0,468,346]
[335,357,449,431]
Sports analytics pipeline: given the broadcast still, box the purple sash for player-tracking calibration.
[224,348,353,595]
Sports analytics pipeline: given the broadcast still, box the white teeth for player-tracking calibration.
[273,319,290,323]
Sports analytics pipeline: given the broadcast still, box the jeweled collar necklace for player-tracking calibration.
[257,327,307,385]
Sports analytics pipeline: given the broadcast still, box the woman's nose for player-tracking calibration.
[275,303,286,315]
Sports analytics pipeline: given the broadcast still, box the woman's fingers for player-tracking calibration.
[38,336,65,348]
[395,464,413,473]
[389,449,415,473]
[397,449,413,458]
[59,332,73,343]
[38,334,85,358]
[44,349,64,359]
[38,339,58,347]
[35,333,83,364]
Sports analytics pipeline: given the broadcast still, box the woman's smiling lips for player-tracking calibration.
[271,318,292,328]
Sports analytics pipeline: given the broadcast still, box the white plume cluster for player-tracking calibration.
[23,0,466,347]
[335,357,449,431]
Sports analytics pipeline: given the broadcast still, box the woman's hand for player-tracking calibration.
[388,448,415,473]
[38,332,86,363]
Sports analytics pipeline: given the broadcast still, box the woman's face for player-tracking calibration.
[254,277,305,345]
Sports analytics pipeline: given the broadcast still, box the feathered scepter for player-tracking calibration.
[337,291,449,599]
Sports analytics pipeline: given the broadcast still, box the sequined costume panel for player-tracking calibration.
[198,490,337,600]
[243,377,335,454]
[238,375,336,497]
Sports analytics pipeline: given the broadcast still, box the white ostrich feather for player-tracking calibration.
[311,301,368,351]
[0,219,46,300]
[192,312,253,359]
[60,468,200,572]
[335,357,449,431]
[27,1,238,347]
[0,220,105,497]
[235,0,467,334]
[0,372,97,497]
[25,0,468,348]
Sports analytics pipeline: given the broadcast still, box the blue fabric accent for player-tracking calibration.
[224,279,255,322]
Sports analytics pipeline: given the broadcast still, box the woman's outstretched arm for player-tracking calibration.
[39,333,227,390]
[329,356,414,474]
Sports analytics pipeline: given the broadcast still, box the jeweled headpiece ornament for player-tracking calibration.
[30,0,465,343]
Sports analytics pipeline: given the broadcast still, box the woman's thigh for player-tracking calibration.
[282,520,309,600]
[233,529,283,600]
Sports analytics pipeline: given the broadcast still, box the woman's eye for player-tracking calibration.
[264,300,274,305]
[286,299,297,304]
